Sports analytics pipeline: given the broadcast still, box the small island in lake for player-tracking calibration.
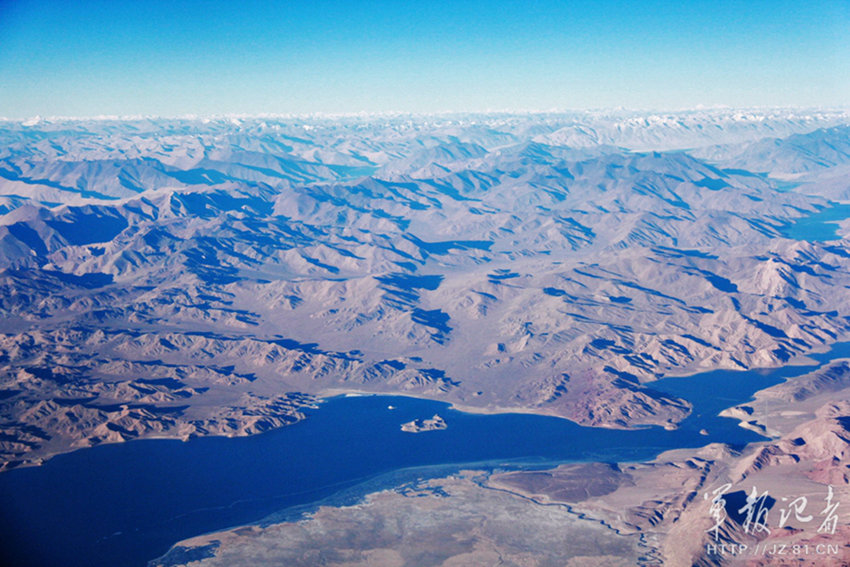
[401,414,447,433]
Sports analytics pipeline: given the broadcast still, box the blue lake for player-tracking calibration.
[781,203,850,241]
[2,341,850,567]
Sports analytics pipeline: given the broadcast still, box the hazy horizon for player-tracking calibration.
[4,105,850,124]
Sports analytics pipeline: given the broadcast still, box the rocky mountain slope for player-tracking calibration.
[2,109,850,469]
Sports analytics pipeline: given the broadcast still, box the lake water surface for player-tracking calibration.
[2,341,850,567]
[781,203,850,241]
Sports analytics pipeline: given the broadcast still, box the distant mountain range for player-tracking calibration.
[1,109,850,469]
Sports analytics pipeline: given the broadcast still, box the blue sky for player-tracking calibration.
[0,0,847,117]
